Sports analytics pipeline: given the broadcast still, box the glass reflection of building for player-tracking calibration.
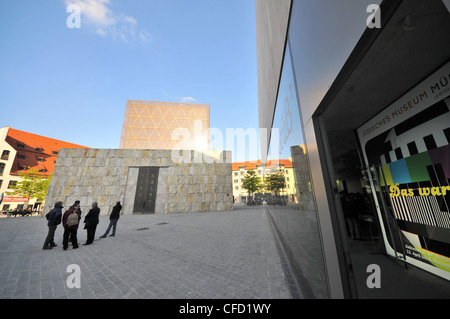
[266,43,328,299]
[256,0,450,298]
[231,159,297,204]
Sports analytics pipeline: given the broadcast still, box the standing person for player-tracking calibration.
[62,204,81,250]
[100,201,122,238]
[83,202,100,245]
[70,200,82,213]
[67,200,81,245]
[42,201,63,250]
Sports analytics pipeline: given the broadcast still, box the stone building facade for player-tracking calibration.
[44,148,233,216]
[290,145,315,211]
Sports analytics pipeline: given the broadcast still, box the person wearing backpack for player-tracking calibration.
[62,203,81,250]
[42,201,63,250]
[67,200,82,245]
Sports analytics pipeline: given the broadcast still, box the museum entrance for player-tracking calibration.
[133,167,159,214]
[312,0,450,297]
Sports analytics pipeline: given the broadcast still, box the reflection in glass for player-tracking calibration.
[361,97,450,280]
[324,62,450,298]
[266,42,328,299]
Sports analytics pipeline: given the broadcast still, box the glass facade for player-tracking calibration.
[320,55,450,299]
[257,0,450,299]
[357,62,450,281]
[266,42,328,299]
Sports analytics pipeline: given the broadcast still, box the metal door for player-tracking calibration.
[133,167,159,214]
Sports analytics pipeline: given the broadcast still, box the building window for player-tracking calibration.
[0,163,5,176]
[35,148,43,152]
[235,186,239,190]
[1,150,10,160]
[17,142,25,149]
[234,179,239,184]
[52,151,59,155]
[18,164,26,171]
[18,154,25,159]
[36,157,45,162]
[234,172,238,176]
[0,180,2,188]
[8,181,17,189]
[38,169,46,173]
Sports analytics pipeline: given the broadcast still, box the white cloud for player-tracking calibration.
[68,0,115,26]
[139,30,152,43]
[179,97,197,103]
[66,0,151,43]
[96,28,107,37]
[123,15,137,26]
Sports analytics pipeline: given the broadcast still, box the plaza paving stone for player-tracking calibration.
[0,206,292,299]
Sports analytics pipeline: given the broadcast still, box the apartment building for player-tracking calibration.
[0,126,88,212]
[232,159,296,203]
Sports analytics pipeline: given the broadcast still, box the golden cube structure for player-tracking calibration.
[120,100,210,150]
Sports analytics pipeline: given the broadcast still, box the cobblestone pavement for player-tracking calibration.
[0,206,292,299]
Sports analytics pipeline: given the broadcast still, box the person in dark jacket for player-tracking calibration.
[62,204,81,250]
[83,202,100,245]
[68,200,81,245]
[42,201,64,250]
[100,201,122,238]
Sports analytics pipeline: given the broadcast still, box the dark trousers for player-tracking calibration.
[103,218,119,236]
[63,228,78,249]
[43,225,57,248]
[85,225,97,244]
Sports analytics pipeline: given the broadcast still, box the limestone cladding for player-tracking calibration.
[45,149,233,216]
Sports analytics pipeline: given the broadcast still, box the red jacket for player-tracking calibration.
[62,208,81,230]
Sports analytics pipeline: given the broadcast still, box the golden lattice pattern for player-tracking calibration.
[120,100,210,150]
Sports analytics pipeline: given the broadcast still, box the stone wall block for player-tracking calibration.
[45,149,233,215]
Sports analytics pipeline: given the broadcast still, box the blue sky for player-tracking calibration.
[0,0,259,161]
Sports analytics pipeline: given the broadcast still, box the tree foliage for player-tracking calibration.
[10,168,52,202]
[264,170,286,196]
[242,170,264,197]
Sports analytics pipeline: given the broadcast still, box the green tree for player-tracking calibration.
[11,168,52,203]
[242,170,264,199]
[264,170,286,196]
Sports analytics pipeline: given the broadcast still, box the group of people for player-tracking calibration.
[2,207,35,217]
[42,200,123,250]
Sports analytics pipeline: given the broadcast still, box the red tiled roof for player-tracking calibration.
[5,128,90,177]
[232,159,292,171]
